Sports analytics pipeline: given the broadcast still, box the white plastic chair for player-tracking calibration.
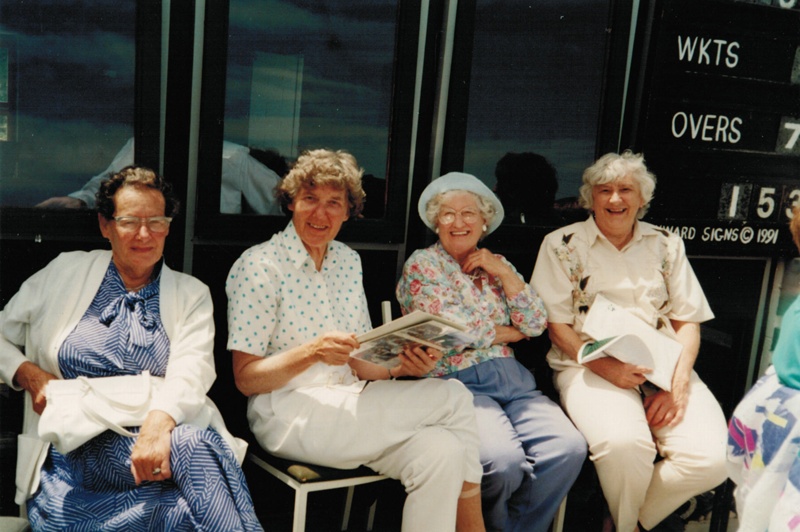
[247,450,387,532]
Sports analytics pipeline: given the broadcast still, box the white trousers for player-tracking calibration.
[555,367,728,531]
[250,378,482,532]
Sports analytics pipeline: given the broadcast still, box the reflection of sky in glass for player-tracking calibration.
[225,0,396,179]
[0,1,135,205]
[463,0,609,200]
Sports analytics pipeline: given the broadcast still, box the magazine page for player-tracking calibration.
[577,334,680,389]
[582,294,683,390]
[356,310,466,344]
[352,311,474,368]
[350,332,431,369]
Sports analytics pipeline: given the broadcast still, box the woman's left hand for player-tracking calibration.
[392,345,442,378]
[130,410,176,485]
[643,379,689,430]
[461,248,525,297]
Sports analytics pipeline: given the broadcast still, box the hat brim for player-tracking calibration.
[417,172,505,235]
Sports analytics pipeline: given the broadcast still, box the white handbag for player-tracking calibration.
[38,371,164,454]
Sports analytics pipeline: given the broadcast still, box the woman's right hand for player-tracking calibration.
[584,357,651,389]
[13,361,58,415]
[311,331,360,366]
[493,325,527,345]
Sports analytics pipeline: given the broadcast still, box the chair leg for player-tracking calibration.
[366,499,378,532]
[293,489,309,532]
[551,495,567,532]
[340,486,355,531]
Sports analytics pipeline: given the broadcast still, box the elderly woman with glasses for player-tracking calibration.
[396,172,587,532]
[0,166,262,531]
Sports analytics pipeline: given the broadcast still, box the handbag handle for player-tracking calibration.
[77,372,154,438]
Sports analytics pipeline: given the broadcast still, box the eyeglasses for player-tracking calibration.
[438,209,481,225]
[112,216,173,233]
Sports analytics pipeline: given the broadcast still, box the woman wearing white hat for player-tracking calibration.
[396,172,587,532]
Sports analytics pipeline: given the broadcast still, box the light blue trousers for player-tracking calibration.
[443,357,587,532]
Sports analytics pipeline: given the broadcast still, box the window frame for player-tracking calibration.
[0,1,165,246]
[193,0,421,246]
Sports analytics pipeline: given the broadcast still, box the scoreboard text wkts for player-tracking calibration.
[628,0,800,255]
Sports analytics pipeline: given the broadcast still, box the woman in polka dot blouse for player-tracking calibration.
[226,148,486,532]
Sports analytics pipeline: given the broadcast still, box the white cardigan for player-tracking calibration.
[0,250,245,505]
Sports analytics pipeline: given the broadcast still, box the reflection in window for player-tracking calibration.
[0,1,135,207]
[223,0,396,217]
[462,0,609,220]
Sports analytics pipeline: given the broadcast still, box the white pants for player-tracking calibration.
[249,378,482,532]
[555,367,728,531]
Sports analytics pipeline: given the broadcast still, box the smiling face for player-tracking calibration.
[591,175,644,247]
[289,184,350,266]
[98,185,169,283]
[435,191,485,263]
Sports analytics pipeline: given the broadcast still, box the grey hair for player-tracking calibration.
[425,190,496,238]
[578,150,656,219]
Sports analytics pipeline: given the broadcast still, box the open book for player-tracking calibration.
[351,310,475,369]
[578,294,683,391]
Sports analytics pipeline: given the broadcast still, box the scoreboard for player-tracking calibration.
[629,0,800,255]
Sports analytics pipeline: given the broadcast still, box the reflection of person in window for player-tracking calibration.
[494,152,559,225]
[35,138,284,215]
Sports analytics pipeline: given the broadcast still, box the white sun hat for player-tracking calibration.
[417,172,505,235]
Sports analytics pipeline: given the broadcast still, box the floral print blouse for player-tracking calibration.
[396,242,547,377]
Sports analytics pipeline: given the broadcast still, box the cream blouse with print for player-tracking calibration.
[531,217,713,369]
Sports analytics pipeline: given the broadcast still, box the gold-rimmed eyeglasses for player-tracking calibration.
[438,209,480,225]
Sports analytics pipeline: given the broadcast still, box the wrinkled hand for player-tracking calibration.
[461,248,511,279]
[130,410,175,485]
[393,346,442,378]
[585,357,651,389]
[644,379,689,429]
[34,196,86,209]
[14,361,58,415]
[312,331,359,366]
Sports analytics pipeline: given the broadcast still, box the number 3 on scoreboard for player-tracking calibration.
[785,188,800,220]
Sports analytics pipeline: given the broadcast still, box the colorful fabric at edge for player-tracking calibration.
[728,366,800,531]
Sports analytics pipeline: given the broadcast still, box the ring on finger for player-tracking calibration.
[152,467,161,475]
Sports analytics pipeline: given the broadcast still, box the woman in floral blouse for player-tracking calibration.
[396,172,586,532]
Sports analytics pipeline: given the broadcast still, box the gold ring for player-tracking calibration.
[152,467,161,475]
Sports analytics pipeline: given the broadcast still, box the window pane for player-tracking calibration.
[462,0,609,222]
[0,1,135,207]
[222,0,396,217]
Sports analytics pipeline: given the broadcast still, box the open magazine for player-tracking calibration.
[578,294,683,391]
[351,310,475,369]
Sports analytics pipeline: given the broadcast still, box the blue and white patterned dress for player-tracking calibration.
[26,261,263,532]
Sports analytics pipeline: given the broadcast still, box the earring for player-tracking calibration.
[482,224,488,232]
[435,227,440,234]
